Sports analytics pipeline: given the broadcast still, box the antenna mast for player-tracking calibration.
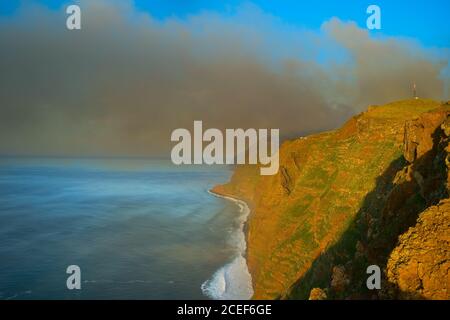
[413,82,418,99]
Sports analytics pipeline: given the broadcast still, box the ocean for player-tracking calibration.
[0,158,253,300]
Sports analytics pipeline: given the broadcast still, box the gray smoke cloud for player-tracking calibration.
[0,1,448,157]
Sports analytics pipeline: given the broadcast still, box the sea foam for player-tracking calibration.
[201,191,254,300]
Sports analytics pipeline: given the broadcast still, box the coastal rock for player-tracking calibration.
[386,199,450,299]
[308,288,327,300]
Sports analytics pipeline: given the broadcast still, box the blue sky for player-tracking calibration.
[1,0,449,47]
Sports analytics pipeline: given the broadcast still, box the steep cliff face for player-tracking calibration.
[213,99,449,299]
[386,113,450,299]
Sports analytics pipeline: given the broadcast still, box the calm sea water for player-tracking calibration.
[0,158,246,299]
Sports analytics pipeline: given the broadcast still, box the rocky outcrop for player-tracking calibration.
[385,107,450,300]
[403,110,448,163]
[386,199,450,299]
[308,288,327,300]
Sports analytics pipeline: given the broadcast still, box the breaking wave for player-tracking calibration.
[201,191,253,300]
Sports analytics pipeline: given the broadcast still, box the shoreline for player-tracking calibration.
[202,188,254,300]
[207,189,251,261]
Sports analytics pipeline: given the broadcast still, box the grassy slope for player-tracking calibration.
[213,99,446,299]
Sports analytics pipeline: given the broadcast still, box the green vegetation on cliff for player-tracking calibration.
[213,99,449,299]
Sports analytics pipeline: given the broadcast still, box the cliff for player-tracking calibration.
[212,99,450,299]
